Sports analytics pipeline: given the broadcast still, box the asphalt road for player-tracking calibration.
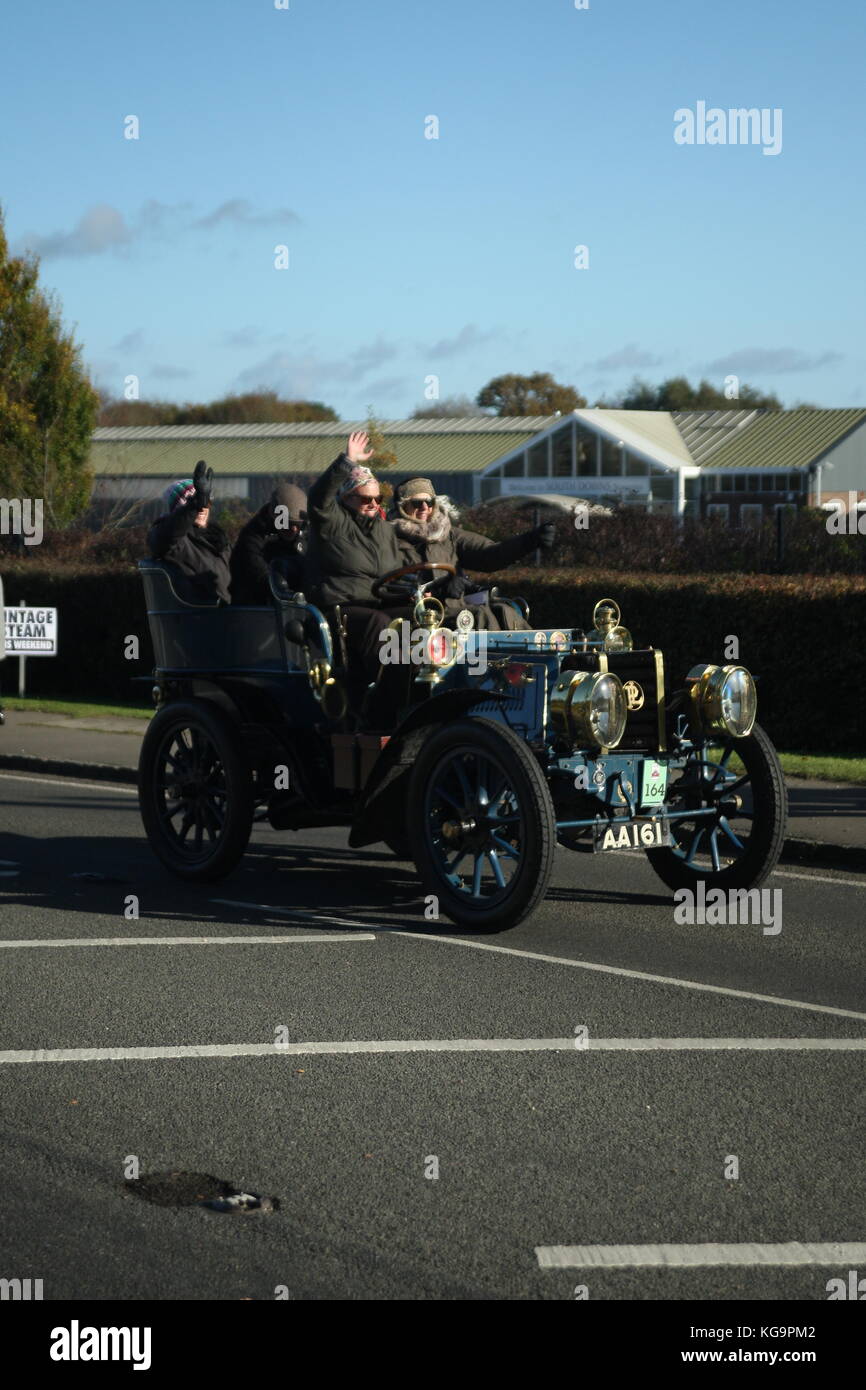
[1,769,864,1302]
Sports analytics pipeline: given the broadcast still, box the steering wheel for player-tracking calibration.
[371,562,456,599]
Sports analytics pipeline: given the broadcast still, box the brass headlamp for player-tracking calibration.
[686,663,757,738]
[551,669,627,750]
[587,598,633,652]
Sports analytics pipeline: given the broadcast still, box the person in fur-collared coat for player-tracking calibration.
[388,477,554,629]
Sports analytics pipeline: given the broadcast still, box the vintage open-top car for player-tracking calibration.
[137,561,787,930]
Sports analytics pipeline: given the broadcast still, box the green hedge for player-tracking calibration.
[2,563,864,753]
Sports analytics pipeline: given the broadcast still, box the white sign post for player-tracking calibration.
[3,601,59,697]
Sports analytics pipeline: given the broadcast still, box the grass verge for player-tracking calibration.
[0,696,151,720]
[2,697,864,783]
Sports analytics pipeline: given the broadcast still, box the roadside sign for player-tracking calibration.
[0,574,4,660]
[3,605,58,656]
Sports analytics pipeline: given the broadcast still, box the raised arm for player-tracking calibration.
[454,522,555,573]
[307,431,374,525]
[148,504,197,558]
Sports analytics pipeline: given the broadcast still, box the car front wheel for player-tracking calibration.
[407,716,556,931]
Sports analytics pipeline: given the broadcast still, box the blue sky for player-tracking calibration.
[2,0,864,418]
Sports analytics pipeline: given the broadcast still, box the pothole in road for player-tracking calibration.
[124,1170,279,1214]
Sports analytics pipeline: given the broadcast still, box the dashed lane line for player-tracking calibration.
[2,1037,866,1066]
[535,1242,866,1270]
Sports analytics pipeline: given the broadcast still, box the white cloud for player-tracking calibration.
[704,347,843,375]
[14,197,299,260]
[419,323,499,359]
[584,343,664,373]
[193,199,300,230]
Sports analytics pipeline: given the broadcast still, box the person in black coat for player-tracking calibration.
[147,462,232,605]
[305,431,413,705]
[230,482,308,605]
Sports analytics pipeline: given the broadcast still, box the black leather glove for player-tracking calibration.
[430,572,467,601]
[193,459,213,512]
[531,522,556,551]
[441,572,468,601]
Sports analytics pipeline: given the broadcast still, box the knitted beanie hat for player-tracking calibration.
[270,481,308,520]
[336,465,377,501]
[162,479,195,512]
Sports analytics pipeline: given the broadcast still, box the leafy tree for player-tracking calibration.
[97,389,338,427]
[601,375,781,411]
[0,206,98,523]
[476,372,586,417]
[411,393,487,419]
[364,405,397,470]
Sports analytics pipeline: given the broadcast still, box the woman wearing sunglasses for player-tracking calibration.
[305,431,413,701]
[389,477,554,630]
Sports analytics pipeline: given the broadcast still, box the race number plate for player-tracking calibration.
[640,759,668,808]
[593,817,672,852]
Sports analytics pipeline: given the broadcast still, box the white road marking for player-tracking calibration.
[395,932,866,1022]
[2,1037,866,1066]
[209,902,866,1023]
[774,868,866,889]
[0,771,139,795]
[618,847,865,890]
[212,899,377,929]
[535,1242,866,1270]
[0,860,20,866]
[0,934,375,949]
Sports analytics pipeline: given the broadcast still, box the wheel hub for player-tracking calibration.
[441,817,477,843]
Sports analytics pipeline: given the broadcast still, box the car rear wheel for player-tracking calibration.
[138,699,254,881]
[407,717,556,931]
[645,722,787,893]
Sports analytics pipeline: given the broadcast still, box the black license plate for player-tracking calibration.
[593,817,672,852]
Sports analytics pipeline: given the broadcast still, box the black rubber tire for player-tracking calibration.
[407,716,556,931]
[645,722,787,893]
[138,699,254,881]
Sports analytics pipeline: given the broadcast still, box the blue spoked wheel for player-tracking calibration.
[645,722,787,892]
[407,717,556,930]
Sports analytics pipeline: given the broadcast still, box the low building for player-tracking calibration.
[88,407,866,522]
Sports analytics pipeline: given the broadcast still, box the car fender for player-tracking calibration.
[348,688,518,849]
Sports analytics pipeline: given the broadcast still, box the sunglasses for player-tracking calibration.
[404,496,433,510]
[350,493,382,504]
